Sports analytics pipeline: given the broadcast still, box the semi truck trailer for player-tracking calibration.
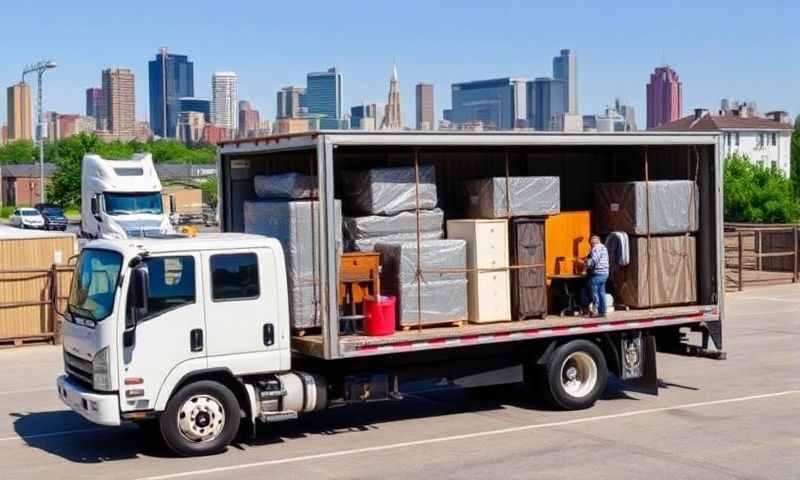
[57,132,724,456]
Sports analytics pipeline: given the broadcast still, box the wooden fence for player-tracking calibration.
[724,224,799,291]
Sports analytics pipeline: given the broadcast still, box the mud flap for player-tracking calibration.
[622,334,658,395]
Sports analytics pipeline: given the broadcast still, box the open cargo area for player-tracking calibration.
[219,132,723,360]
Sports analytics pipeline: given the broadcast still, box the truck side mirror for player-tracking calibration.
[131,266,149,323]
[90,195,102,222]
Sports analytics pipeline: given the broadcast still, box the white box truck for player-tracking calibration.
[57,132,724,457]
[81,153,174,239]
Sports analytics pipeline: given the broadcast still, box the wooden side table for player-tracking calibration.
[339,252,381,316]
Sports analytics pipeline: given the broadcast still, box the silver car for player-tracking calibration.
[9,208,46,229]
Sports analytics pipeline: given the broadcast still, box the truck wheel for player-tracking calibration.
[540,340,607,410]
[160,380,240,457]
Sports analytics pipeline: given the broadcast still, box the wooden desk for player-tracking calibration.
[339,252,381,314]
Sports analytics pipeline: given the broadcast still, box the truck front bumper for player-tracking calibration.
[56,375,121,426]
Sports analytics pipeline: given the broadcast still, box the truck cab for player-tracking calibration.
[81,153,174,239]
[56,234,316,455]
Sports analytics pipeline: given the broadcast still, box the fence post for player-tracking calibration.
[51,263,62,345]
[794,227,798,284]
[738,231,743,292]
[757,230,762,271]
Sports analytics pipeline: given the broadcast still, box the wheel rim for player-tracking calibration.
[560,351,598,399]
[177,394,226,443]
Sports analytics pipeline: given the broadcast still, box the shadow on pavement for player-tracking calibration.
[10,378,682,460]
[10,409,170,463]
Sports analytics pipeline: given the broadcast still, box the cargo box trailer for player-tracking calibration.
[56,131,724,457]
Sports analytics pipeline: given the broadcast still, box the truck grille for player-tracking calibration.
[64,352,93,388]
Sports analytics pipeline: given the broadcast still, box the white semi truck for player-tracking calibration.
[81,153,174,239]
[57,132,725,457]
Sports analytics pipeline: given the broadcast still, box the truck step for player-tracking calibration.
[260,410,298,423]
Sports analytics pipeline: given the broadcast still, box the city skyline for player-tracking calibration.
[1,1,798,129]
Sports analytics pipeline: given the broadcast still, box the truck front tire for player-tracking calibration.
[160,380,241,456]
[537,339,608,410]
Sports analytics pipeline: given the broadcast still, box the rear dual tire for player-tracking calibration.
[528,339,608,410]
[159,380,241,457]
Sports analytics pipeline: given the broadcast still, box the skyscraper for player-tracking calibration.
[646,66,682,129]
[6,82,33,141]
[211,72,238,130]
[526,77,566,131]
[102,68,136,141]
[382,63,402,130]
[148,49,195,138]
[415,82,434,130]
[306,67,342,129]
[451,78,524,130]
[238,100,260,137]
[552,49,578,114]
[614,98,637,131]
[85,87,105,129]
[178,97,211,122]
[276,86,307,118]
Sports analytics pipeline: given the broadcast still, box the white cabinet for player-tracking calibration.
[447,219,511,323]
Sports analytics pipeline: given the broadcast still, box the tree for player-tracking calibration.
[46,134,102,208]
[0,141,36,165]
[200,175,218,208]
[724,152,799,224]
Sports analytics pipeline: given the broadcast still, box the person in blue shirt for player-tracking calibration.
[579,235,610,317]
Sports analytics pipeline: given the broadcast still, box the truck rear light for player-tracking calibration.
[124,377,144,385]
[126,389,145,398]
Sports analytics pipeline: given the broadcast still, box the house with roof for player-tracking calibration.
[0,163,58,206]
[653,109,794,177]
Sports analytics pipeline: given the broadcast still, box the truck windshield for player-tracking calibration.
[105,192,163,216]
[68,249,123,321]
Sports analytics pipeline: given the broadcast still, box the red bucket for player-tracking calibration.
[363,295,396,336]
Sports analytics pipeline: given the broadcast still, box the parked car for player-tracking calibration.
[9,208,45,229]
[34,203,69,231]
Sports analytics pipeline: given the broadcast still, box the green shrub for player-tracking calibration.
[724,153,800,223]
[0,206,15,219]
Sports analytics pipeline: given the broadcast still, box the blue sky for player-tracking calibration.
[2,0,798,128]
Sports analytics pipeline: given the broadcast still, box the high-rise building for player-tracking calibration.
[277,86,307,118]
[415,82,434,130]
[451,78,521,130]
[720,98,760,118]
[85,87,105,129]
[211,72,238,130]
[614,98,637,131]
[351,103,386,130]
[526,77,565,131]
[238,100,260,137]
[102,68,136,141]
[178,97,210,122]
[382,63,402,130]
[178,111,206,146]
[6,82,33,141]
[512,78,528,125]
[553,49,577,114]
[1,125,8,145]
[306,67,342,129]
[646,66,682,129]
[148,49,195,138]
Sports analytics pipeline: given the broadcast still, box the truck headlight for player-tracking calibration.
[92,347,111,390]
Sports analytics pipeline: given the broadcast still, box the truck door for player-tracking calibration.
[202,249,284,373]
[120,254,206,412]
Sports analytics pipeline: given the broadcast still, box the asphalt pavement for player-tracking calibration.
[0,284,797,479]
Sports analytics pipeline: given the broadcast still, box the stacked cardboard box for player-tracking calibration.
[594,181,698,308]
[244,198,342,330]
[374,240,468,327]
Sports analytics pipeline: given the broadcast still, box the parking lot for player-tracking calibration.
[0,283,797,479]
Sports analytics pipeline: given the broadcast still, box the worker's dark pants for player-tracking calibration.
[582,274,608,315]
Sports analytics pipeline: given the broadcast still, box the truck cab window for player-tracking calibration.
[210,253,260,301]
[137,256,196,320]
